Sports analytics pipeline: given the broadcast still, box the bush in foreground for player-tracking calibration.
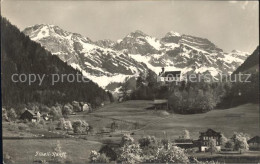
[89,150,109,163]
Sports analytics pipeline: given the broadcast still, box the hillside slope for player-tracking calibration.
[233,46,259,74]
[23,25,148,90]
[1,17,108,106]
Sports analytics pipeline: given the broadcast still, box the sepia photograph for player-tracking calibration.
[1,0,259,163]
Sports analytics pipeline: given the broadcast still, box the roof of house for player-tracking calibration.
[175,139,193,144]
[160,71,181,77]
[23,110,35,116]
[154,99,168,104]
[248,136,260,144]
[200,129,221,137]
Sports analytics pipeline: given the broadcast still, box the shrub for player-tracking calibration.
[207,138,219,154]
[72,101,81,112]
[220,134,228,146]
[118,143,143,164]
[49,106,62,120]
[64,120,73,131]
[232,132,249,151]
[120,134,134,146]
[180,129,190,139]
[2,108,9,121]
[62,104,73,116]
[89,150,109,163]
[72,120,89,133]
[8,108,17,121]
[138,136,157,148]
[99,145,117,161]
[225,140,234,149]
[161,138,170,149]
[152,144,189,163]
[138,136,158,157]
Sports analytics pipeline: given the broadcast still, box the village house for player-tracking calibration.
[20,109,41,122]
[248,136,260,151]
[152,67,182,110]
[153,99,168,110]
[158,67,181,84]
[198,129,221,152]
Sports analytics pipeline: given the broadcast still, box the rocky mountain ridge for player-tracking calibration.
[23,24,250,91]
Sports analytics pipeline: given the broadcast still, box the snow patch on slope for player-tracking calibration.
[145,37,161,50]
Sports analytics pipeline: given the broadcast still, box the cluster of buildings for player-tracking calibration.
[174,129,260,152]
[20,110,50,122]
[19,101,91,122]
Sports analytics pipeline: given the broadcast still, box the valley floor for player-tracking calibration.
[3,100,260,163]
[88,100,260,139]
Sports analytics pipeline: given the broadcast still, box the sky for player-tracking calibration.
[1,0,259,53]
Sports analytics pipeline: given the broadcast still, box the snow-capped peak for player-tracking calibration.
[127,30,148,38]
[23,24,250,91]
[166,31,181,37]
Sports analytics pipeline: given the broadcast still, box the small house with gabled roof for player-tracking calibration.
[248,136,260,150]
[20,109,41,122]
[158,67,181,83]
[153,99,168,110]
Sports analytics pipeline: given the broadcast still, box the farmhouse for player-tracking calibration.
[20,110,41,122]
[248,136,260,151]
[158,67,181,83]
[153,99,168,110]
[198,129,221,152]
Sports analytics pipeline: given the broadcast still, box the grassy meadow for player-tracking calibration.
[3,100,260,163]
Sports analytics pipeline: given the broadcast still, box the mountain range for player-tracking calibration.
[23,24,250,91]
[1,17,108,106]
[233,46,259,74]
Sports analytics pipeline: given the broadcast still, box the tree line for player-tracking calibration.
[125,57,259,113]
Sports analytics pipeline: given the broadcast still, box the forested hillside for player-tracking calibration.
[1,17,109,106]
[233,46,259,74]
[220,47,259,108]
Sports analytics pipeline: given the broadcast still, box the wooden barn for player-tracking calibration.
[20,110,40,122]
[248,136,260,151]
[174,139,195,149]
[158,67,181,84]
[153,99,168,110]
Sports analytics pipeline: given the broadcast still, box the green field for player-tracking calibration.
[3,100,260,163]
[3,139,102,163]
[88,100,260,140]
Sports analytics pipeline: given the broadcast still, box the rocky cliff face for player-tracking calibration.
[24,24,249,90]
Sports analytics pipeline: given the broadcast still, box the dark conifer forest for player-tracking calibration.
[1,17,109,107]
